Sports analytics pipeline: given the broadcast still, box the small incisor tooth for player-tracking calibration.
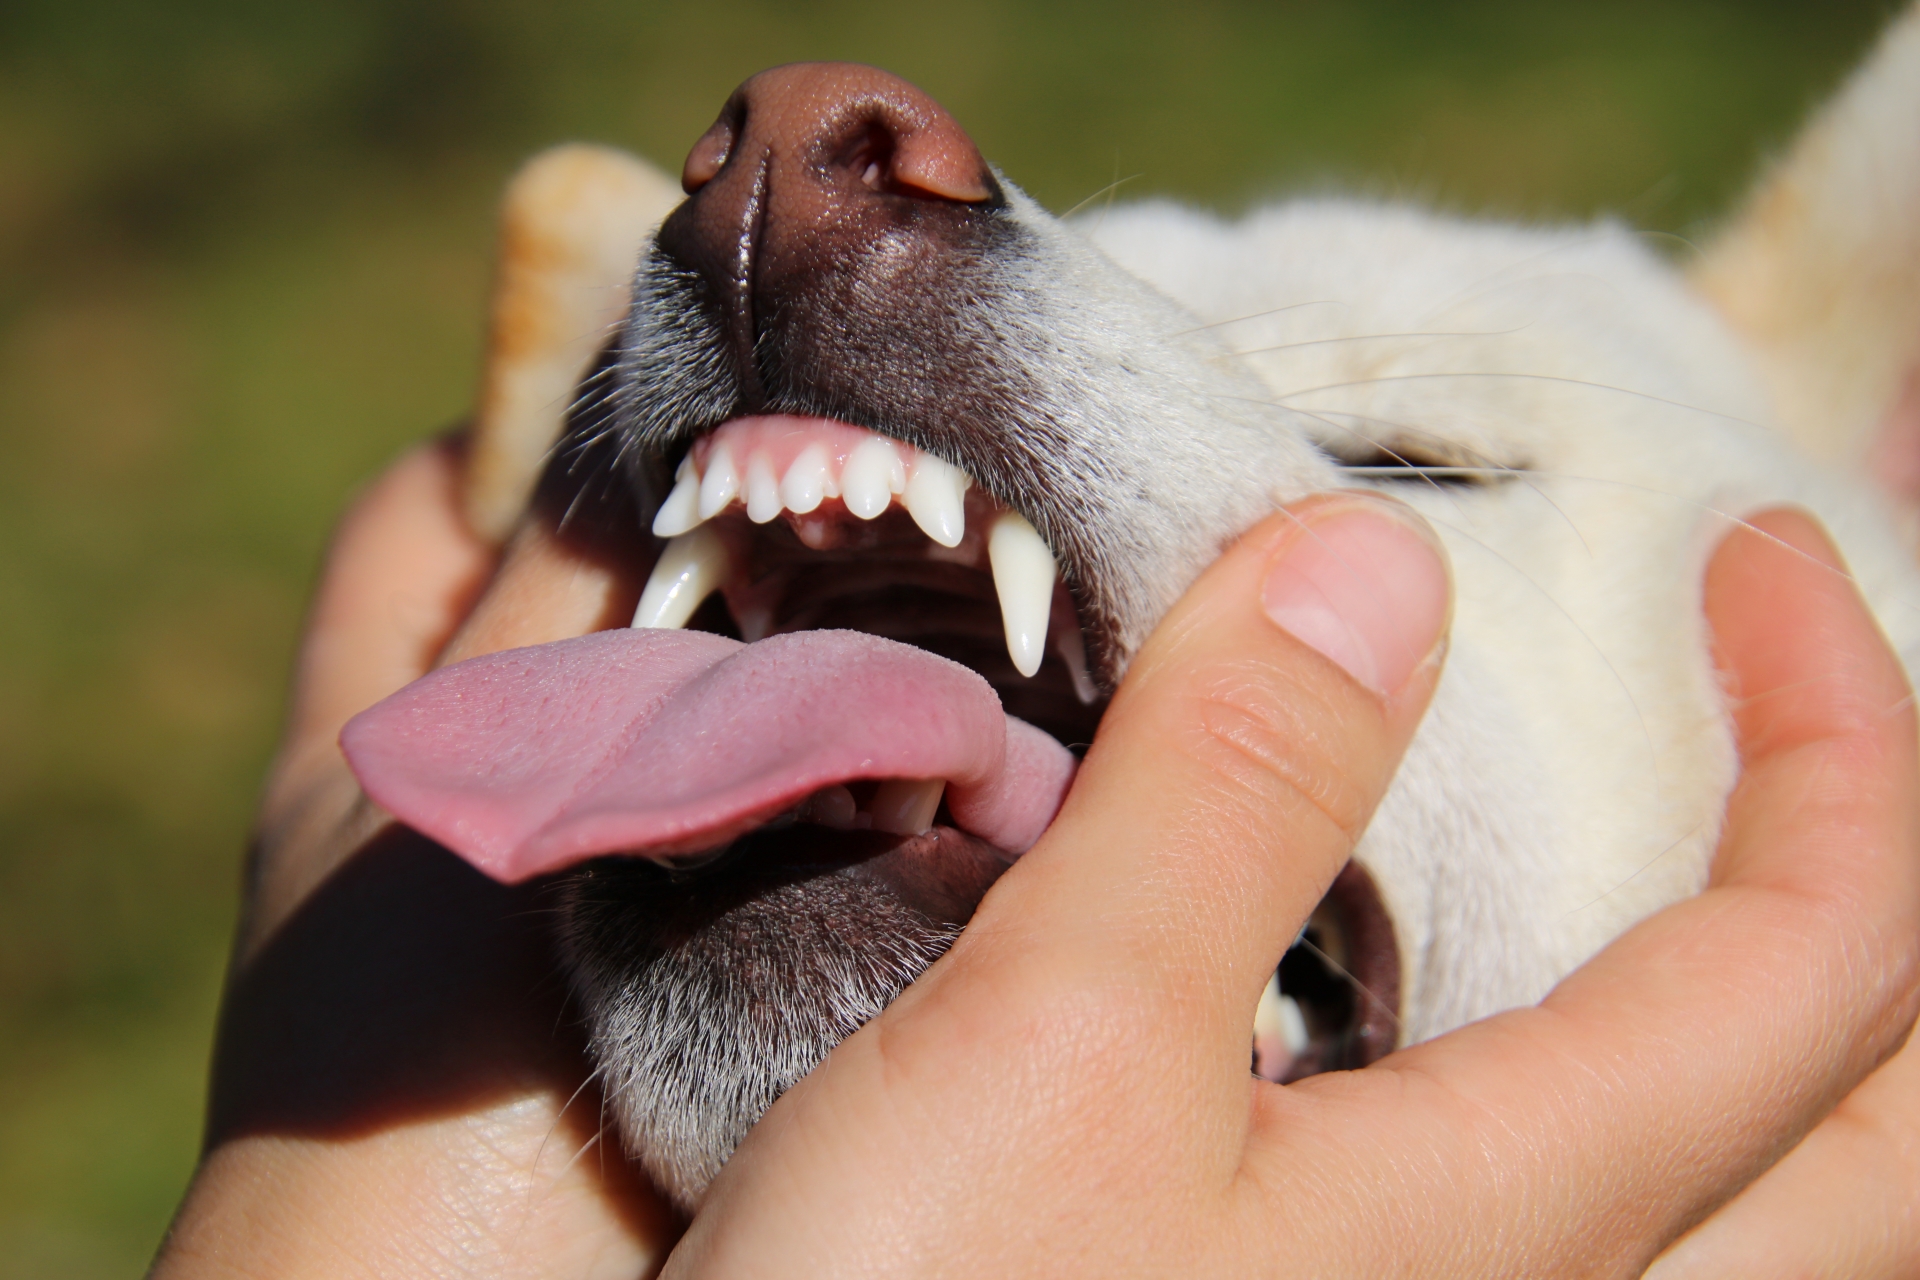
[903,453,969,547]
[780,443,830,514]
[988,511,1056,678]
[697,444,740,519]
[651,456,704,537]
[632,525,731,629]
[744,453,783,523]
[840,437,902,519]
[869,778,946,836]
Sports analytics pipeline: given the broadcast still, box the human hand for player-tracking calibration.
[153,438,684,1278]
[664,503,1920,1278]
[153,436,1920,1276]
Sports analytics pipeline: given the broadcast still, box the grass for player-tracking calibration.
[0,0,1898,1271]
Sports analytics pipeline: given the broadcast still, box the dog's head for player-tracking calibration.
[343,16,1920,1211]
[346,63,1384,1209]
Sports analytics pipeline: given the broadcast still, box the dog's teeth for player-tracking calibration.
[988,511,1056,678]
[697,444,740,519]
[869,778,946,836]
[904,454,969,547]
[632,526,731,629]
[651,455,704,537]
[841,437,903,519]
[781,444,830,514]
[744,452,782,523]
[1056,623,1100,705]
[1252,974,1310,1074]
[801,784,860,829]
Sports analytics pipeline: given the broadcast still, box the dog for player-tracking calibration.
[340,9,1920,1214]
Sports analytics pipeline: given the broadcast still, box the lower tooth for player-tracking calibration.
[1057,623,1100,705]
[802,785,860,829]
[869,778,946,836]
[988,511,1057,678]
[632,526,731,629]
[1252,974,1310,1080]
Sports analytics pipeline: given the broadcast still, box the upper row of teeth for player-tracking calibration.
[652,437,972,548]
[634,436,1089,690]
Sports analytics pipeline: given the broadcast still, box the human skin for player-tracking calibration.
[153,438,1920,1277]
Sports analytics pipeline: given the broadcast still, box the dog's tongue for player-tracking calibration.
[339,629,1077,883]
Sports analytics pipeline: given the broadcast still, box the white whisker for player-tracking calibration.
[1227,326,1526,359]
[1274,369,1771,433]
[1167,297,1345,338]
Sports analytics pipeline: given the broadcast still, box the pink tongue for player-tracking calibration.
[340,629,1077,883]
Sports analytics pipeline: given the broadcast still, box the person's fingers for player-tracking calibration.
[247,439,497,949]
[1640,506,1920,1280]
[1261,507,1920,1275]
[194,441,679,1277]
[435,515,639,666]
[274,437,496,779]
[1644,1023,1920,1278]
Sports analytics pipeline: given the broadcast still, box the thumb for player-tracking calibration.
[960,491,1451,1099]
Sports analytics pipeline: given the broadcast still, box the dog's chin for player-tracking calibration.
[557,823,1005,1213]
[558,826,1400,1214]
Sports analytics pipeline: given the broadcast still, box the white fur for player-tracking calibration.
[1083,159,1920,1038]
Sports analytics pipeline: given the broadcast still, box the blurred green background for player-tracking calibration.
[0,0,1900,1271]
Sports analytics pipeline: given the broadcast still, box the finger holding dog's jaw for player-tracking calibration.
[1261,508,1920,1276]
[667,493,1454,1276]
[665,503,1920,1280]
[438,502,645,668]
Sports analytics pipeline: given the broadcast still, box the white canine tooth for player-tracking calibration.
[841,437,903,520]
[744,452,782,523]
[651,455,704,537]
[697,444,740,519]
[904,453,968,547]
[780,443,830,514]
[869,778,946,836]
[632,525,731,629]
[988,511,1056,678]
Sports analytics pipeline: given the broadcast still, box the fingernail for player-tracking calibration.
[1261,496,1450,697]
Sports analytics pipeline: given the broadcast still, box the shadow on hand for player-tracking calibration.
[207,823,589,1145]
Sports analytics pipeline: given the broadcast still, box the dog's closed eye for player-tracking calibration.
[1327,442,1526,487]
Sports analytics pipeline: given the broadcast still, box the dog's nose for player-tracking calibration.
[654,62,1003,403]
[679,63,993,204]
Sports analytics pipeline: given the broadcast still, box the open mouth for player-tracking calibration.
[341,407,1398,1087]
[639,413,1104,759]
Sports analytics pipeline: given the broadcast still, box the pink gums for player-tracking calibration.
[693,414,918,479]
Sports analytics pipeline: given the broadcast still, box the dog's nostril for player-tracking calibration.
[681,119,734,194]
